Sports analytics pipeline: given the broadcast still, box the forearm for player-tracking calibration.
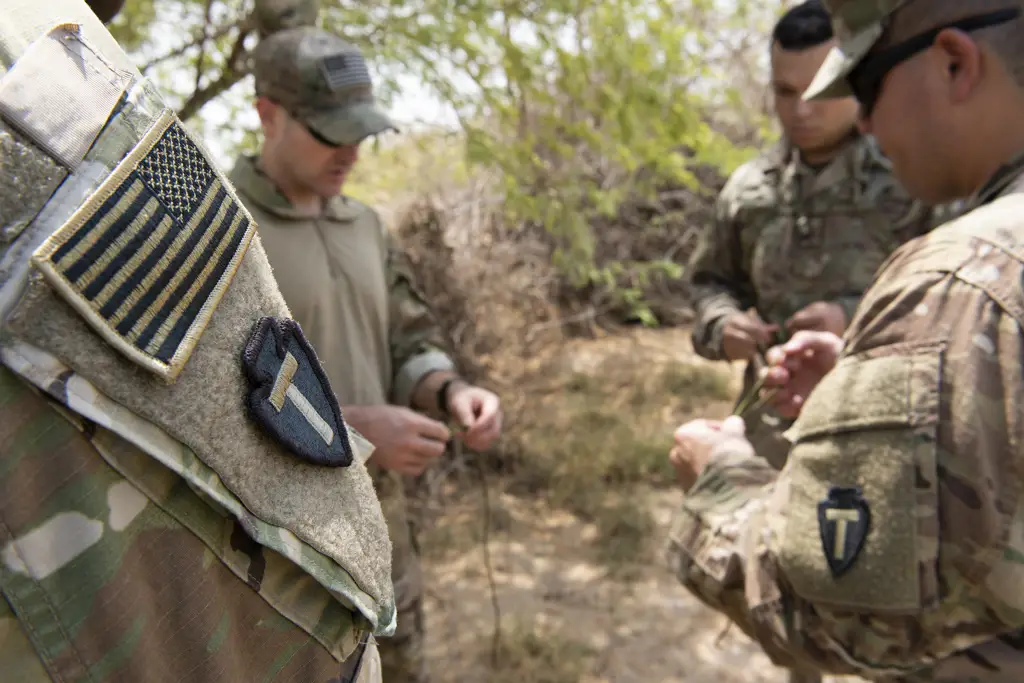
[690,289,743,360]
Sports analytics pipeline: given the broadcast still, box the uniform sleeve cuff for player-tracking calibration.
[391,350,456,407]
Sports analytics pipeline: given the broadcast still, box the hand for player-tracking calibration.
[343,405,451,476]
[447,384,503,451]
[721,310,779,362]
[669,416,749,490]
[760,330,844,419]
[785,301,847,337]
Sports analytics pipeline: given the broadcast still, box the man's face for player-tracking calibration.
[856,30,974,203]
[772,39,861,156]
[261,100,361,200]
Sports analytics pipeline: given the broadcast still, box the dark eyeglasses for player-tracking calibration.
[848,7,1021,117]
[303,122,343,148]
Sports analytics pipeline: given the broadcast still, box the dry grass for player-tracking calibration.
[508,331,733,517]
[414,328,738,577]
[488,622,596,683]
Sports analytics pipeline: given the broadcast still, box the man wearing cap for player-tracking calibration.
[687,0,948,482]
[229,27,504,683]
[0,0,393,681]
[665,0,1024,680]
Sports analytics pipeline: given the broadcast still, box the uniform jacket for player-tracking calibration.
[0,3,391,680]
[668,151,1024,681]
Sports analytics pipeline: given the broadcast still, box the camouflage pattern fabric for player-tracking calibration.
[667,151,1024,681]
[0,364,381,682]
[0,1,391,679]
[687,133,950,468]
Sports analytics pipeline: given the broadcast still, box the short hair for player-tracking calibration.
[889,0,1024,87]
[772,1,834,51]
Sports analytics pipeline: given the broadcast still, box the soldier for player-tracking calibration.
[0,1,394,680]
[667,0,1024,681]
[227,28,504,683]
[686,0,946,479]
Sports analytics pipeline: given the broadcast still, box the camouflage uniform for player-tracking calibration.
[668,2,1024,680]
[688,134,955,470]
[231,28,457,683]
[0,2,394,680]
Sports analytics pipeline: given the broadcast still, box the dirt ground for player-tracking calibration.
[415,328,857,683]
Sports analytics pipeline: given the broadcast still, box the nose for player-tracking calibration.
[794,98,813,118]
[336,145,358,164]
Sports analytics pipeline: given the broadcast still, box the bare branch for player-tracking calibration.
[140,20,239,73]
[177,25,252,122]
[194,0,216,92]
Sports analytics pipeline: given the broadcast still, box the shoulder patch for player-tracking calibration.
[818,486,871,578]
[242,316,354,467]
[31,110,256,382]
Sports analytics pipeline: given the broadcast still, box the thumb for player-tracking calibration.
[721,415,746,436]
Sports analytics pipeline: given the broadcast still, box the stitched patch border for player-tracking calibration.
[31,110,256,383]
[242,316,355,468]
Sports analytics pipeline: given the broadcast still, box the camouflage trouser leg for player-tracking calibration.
[374,470,430,683]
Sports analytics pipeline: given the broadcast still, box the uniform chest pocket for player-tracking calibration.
[779,345,943,614]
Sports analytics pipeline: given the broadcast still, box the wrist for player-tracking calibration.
[436,376,468,417]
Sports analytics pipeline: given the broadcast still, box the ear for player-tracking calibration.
[933,28,984,103]
[254,97,281,134]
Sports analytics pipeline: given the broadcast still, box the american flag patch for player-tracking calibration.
[320,51,372,92]
[31,111,256,382]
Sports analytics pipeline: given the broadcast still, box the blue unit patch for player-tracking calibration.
[242,316,354,467]
[31,110,256,382]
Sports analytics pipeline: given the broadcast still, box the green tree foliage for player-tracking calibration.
[113,0,786,321]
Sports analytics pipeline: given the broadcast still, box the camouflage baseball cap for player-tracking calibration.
[803,0,910,101]
[252,27,397,146]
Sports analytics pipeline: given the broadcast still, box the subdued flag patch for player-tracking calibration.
[31,110,256,382]
[242,316,354,467]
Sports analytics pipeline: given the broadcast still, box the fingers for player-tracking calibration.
[463,410,503,451]
[720,415,746,436]
[411,435,447,460]
[750,322,780,346]
[410,412,452,442]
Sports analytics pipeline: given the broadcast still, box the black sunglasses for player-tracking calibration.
[303,122,343,148]
[847,7,1021,117]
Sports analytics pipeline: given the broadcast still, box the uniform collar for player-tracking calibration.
[776,131,871,198]
[228,155,364,223]
[968,146,1024,209]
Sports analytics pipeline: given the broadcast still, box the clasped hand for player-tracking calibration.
[669,330,844,490]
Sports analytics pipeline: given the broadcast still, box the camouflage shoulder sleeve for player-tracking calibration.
[668,226,1024,679]
[687,160,763,360]
[382,216,456,406]
[0,365,383,683]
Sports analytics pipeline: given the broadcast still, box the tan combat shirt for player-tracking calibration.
[668,152,1024,681]
[229,156,454,407]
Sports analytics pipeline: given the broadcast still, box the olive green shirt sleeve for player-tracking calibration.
[667,235,1024,679]
[687,182,757,361]
[384,230,456,407]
